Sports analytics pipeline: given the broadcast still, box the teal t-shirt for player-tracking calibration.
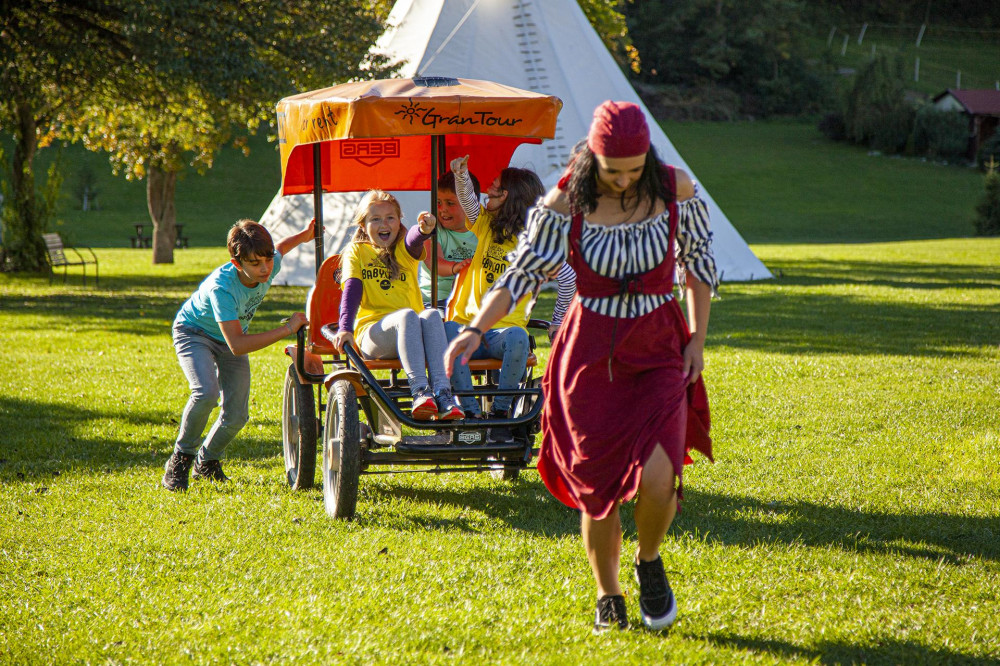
[418,227,478,304]
[174,252,284,342]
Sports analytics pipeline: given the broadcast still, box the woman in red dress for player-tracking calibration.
[445,101,717,633]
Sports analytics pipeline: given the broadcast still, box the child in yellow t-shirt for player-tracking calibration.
[444,156,576,434]
[331,190,463,420]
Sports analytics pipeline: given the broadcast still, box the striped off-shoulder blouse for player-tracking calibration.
[496,185,720,318]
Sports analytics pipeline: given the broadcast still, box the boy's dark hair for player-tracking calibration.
[438,170,481,199]
[491,167,544,244]
[228,219,275,262]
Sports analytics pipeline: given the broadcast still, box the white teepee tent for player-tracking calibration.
[261,0,771,285]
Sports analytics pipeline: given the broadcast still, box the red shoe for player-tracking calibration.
[411,390,437,420]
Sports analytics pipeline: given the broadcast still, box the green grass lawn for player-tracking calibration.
[2,121,999,663]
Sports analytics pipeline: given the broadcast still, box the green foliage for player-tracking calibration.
[843,54,913,153]
[973,169,1000,235]
[624,0,833,116]
[576,0,637,72]
[977,132,1000,170]
[911,104,971,163]
[1,0,393,269]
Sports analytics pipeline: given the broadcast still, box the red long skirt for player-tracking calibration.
[538,297,712,520]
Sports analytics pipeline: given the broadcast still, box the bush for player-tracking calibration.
[912,105,971,163]
[843,54,913,154]
[973,169,1000,236]
[978,132,1000,170]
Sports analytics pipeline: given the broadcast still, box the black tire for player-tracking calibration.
[322,379,361,519]
[489,457,519,482]
[282,363,318,490]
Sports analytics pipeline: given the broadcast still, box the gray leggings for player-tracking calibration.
[358,308,450,395]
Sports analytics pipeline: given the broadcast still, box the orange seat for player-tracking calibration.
[304,254,536,370]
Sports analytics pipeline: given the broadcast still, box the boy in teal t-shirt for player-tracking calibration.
[163,218,315,492]
[418,171,481,308]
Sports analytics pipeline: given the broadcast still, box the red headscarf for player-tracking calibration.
[586,100,650,158]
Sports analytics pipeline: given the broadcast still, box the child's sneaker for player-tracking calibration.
[410,388,437,420]
[193,457,230,482]
[593,594,629,634]
[487,407,513,442]
[434,389,464,420]
[162,451,195,492]
[634,555,677,630]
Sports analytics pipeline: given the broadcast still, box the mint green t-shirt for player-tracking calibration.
[418,227,478,304]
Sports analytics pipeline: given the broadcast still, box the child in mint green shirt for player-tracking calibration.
[418,170,481,308]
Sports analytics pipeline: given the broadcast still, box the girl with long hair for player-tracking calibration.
[332,190,463,420]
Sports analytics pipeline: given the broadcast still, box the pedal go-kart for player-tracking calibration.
[273,77,562,519]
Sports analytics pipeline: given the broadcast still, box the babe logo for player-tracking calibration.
[341,139,400,167]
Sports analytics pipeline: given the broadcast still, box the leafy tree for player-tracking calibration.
[2,1,391,269]
[843,53,913,153]
[623,0,831,116]
[577,0,638,73]
[0,1,150,271]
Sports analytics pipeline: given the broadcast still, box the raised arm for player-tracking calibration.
[450,155,482,228]
[275,218,317,256]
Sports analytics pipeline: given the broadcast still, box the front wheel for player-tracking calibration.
[322,379,361,519]
[282,364,317,490]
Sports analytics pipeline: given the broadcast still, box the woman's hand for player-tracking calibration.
[682,336,705,385]
[449,258,472,276]
[444,330,481,378]
[547,323,560,342]
[417,211,437,234]
[450,154,469,174]
[332,330,356,354]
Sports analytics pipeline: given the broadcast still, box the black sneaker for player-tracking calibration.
[162,451,195,492]
[593,594,629,634]
[487,408,513,442]
[634,556,677,630]
[192,457,230,483]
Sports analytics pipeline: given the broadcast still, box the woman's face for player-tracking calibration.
[363,201,402,248]
[594,153,647,195]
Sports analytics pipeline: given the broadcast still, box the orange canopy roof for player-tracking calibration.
[276,77,563,195]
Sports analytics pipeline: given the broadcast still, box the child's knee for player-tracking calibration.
[504,329,530,354]
[190,385,221,406]
[419,308,443,325]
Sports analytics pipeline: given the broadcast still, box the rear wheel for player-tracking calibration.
[282,364,318,489]
[323,379,361,519]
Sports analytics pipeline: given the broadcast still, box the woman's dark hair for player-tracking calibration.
[228,219,275,262]
[563,139,671,217]
[491,167,544,244]
[438,170,481,200]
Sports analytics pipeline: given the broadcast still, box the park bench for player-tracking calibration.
[44,233,99,287]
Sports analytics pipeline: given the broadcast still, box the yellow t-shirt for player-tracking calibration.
[447,208,528,330]
[341,240,424,341]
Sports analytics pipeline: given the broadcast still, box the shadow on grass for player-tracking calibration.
[714,259,999,357]
[357,475,580,538]
[674,489,998,565]
[0,286,308,337]
[702,632,996,665]
[0,395,169,482]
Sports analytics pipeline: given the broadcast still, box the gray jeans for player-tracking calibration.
[172,323,251,461]
[358,308,450,395]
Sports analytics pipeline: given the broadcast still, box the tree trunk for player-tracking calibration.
[3,98,47,272]
[147,166,177,265]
